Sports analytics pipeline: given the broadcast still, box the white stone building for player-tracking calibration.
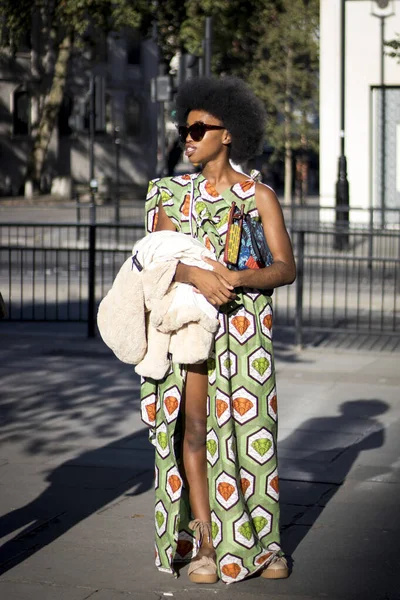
[320,0,400,224]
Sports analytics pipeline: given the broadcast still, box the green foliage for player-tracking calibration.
[180,0,266,77]
[250,0,319,157]
[0,0,151,51]
[154,0,187,63]
[385,35,400,61]
[0,0,32,50]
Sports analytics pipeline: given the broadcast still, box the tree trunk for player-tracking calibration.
[25,32,72,194]
[284,139,293,205]
[283,46,293,205]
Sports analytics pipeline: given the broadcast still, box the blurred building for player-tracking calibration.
[320,0,400,225]
[0,29,158,197]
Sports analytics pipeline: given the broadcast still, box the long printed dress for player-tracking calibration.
[141,171,283,584]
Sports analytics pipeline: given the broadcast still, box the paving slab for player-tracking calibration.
[1,330,400,599]
[0,581,96,600]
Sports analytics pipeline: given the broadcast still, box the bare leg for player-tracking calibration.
[181,362,213,554]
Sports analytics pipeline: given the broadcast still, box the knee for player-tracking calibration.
[184,416,207,452]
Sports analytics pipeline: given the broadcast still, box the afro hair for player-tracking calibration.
[174,76,266,164]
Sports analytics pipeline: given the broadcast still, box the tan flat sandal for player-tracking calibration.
[188,520,218,584]
[261,555,289,579]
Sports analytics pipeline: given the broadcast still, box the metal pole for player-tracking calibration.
[380,15,386,228]
[87,223,96,338]
[204,17,212,77]
[295,230,305,348]
[87,72,97,337]
[89,73,97,225]
[114,126,121,224]
[334,0,350,251]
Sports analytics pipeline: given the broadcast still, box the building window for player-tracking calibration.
[58,94,73,137]
[125,95,141,137]
[13,90,30,136]
[126,31,141,65]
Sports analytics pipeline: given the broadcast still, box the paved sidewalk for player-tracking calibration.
[0,325,399,600]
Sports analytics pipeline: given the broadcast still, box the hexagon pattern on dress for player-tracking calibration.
[219,553,249,583]
[239,467,255,501]
[231,179,256,200]
[211,511,223,548]
[244,289,261,301]
[203,233,216,254]
[143,173,282,581]
[248,347,272,384]
[259,303,273,338]
[215,311,226,341]
[207,355,217,386]
[229,308,256,345]
[171,174,191,187]
[160,187,174,206]
[155,543,161,567]
[166,466,183,503]
[141,392,157,427]
[250,505,272,539]
[233,512,256,549]
[198,179,223,203]
[231,386,258,425]
[146,207,158,234]
[163,386,180,423]
[267,387,278,422]
[155,500,168,537]
[253,549,274,568]
[225,434,237,464]
[247,428,275,465]
[156,423,170,459]
[266,467,279,502]
[175,530,195,561]
[218,349,238,381]
[206,429,219,466]
[179,193,191,221]
[215,388,231,427]
[216,472,239,510]
[154,465,159,490]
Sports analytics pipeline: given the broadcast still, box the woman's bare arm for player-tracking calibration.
[204,184,296,290]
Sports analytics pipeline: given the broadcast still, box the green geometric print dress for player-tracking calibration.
[141,170,283,584]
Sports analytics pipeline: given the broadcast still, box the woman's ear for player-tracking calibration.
[223,130,232,146]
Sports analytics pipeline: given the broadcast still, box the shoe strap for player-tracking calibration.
[189,519,212,549]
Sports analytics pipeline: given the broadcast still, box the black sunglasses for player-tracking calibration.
[178,121,225,143]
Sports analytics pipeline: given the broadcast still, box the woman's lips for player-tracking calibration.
[185,144,197,157]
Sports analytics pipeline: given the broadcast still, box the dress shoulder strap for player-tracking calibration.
[249,169,262,183]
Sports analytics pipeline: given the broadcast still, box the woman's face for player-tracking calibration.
[182,110,231,165]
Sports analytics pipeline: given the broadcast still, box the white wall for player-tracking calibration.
[320,0,400,222]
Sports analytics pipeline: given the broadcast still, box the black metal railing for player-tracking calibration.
[1,222,399,344]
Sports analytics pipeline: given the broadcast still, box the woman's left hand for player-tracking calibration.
[203,257,239,287]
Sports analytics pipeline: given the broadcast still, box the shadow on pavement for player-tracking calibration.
[279,399,389,560]
[0,430,154,576]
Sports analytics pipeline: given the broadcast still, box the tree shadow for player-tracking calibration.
[0,332,155,574]
[278,399,389,561]
[0,429,154,575]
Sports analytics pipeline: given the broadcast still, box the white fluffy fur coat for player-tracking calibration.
[97,231,220,380]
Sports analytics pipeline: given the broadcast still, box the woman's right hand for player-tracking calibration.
[175,263,237,307]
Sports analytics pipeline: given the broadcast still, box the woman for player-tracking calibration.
[142,76,296,585]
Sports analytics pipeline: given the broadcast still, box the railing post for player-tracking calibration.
[295,230,305,348]
[87,223,96,337]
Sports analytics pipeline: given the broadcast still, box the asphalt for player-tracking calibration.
[0,323,399,600]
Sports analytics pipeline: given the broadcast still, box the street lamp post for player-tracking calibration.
[334,0,350,251]
[334,0,395,246]
[114,125,121,224]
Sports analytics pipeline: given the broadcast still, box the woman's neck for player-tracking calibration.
[201,159,247,193]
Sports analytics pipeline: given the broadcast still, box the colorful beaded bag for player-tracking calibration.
[224,202,273,271]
